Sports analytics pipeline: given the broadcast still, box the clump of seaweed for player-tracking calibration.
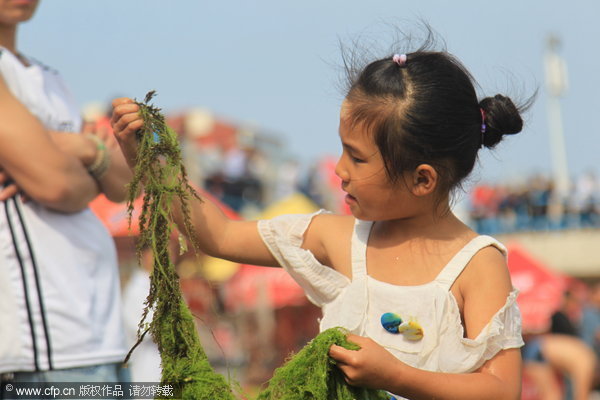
[126,91,390,400]
[126,90,235,399]
[258,327,391,400]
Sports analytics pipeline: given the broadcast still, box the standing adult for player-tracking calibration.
[0,0,131,387]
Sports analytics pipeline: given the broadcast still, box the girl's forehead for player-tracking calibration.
[340,99,351,117]
[339,100,358,130]
[339,100,374,142]
[339,99,357,125]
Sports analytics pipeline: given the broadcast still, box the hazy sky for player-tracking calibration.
[20,0,599,186]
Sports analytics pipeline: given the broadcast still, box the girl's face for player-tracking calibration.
[335,101,417,221]
[0,0,39,27]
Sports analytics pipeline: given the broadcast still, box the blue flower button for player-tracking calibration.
[380,312,403,334]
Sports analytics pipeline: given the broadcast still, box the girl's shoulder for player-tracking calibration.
[302,213,356,274]
[463,243,509,282]
[310,212,356,230]
[457,241,514,339]
[456,238,510,295]
[308,213,356,245]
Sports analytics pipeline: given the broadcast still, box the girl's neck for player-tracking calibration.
[373,209,470,244]
[0,24,18,53]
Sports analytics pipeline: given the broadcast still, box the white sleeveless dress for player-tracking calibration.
[258,211,524,399]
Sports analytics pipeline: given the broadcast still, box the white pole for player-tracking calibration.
[544,35,570,197]
[546,96,570,194]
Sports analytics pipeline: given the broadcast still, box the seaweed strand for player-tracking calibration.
[127,91,235,399]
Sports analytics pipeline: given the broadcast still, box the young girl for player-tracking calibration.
[112,43,526,399]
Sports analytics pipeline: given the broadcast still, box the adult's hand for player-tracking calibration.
[0,165,18,200]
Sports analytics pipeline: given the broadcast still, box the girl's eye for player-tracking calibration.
[351,156,365,163]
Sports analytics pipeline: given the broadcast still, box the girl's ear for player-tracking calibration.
[410,164,438,196]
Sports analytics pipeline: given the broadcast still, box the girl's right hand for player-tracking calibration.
[329,334,403,391]
[110,98,144,169]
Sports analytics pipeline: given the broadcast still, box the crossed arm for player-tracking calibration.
[0,75,131,212]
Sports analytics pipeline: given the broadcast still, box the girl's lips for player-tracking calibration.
[344,194,357,205]
[11,0,37,5]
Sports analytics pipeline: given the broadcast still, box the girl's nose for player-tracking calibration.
[334,157,349,183]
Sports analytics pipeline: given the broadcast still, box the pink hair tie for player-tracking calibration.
[392,54,407,67]
[480,108,487,133]
[479,108,487,148]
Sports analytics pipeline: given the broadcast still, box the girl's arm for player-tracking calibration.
[329,246,522,400]
[0,75,99,212]
[111,97,283,267]
[331,339,520,400]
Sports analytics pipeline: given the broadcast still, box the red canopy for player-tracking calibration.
[506,242,567,333]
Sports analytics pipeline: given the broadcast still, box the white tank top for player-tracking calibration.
[259,211,523,398]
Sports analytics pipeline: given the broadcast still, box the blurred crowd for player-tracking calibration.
[522,283,600,400]
[469,172,600,235]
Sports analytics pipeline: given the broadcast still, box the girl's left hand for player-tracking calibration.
[110,98,144,170]
[329,334,401,390]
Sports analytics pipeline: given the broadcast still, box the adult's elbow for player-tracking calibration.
[32,180,91,213]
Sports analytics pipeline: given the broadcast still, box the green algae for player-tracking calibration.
[126,92,390,400]
[126,91,236,399]
[258,327,391,400]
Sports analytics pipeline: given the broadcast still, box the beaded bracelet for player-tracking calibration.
[85,134,111,180]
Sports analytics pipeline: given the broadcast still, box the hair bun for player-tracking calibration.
[479,94,523,149]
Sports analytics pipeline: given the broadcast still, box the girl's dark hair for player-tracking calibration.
[342,32,530,200]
